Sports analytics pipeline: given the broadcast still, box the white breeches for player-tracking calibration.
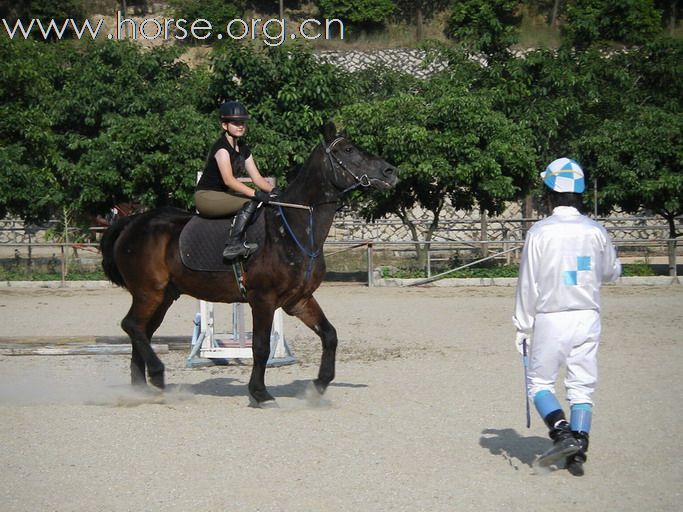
[528,309,601,406]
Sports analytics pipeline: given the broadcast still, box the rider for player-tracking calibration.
[195,100,277,260]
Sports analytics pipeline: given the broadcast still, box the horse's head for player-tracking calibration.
[321,122,399,193]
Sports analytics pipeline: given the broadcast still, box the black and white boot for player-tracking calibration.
[566,432,589,476]
[535,419,581,468]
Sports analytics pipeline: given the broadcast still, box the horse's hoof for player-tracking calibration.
[312,379,328,395]
[300,381,331,408]
[260,399,279,409]
[249,395,279,409]
[149,374,165,390]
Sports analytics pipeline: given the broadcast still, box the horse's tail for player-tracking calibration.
[100,216,134,289]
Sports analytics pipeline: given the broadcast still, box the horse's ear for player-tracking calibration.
[321,121,337,143]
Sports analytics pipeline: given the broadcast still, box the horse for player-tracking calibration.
[100,122,399,406]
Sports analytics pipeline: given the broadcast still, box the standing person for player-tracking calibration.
[513,157,622,475]
[195,100,277,260]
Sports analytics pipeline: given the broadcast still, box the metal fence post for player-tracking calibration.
[60,243,66,287]
[367,242,374,287]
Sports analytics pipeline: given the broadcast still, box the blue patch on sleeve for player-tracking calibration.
[564,270,578,285]
[577,256,591,271]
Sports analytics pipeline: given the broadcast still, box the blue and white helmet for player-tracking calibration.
[541,158,585,193]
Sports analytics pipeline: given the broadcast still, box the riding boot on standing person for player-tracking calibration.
[194,100,278,260]
[512,158,622,475]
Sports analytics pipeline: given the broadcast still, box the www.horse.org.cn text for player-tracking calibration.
[1,12,346,46]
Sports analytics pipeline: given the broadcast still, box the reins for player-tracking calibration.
[277,204,320,281]
[273,136,370,281]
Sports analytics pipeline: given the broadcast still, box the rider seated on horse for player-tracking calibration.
[194,100,278,260]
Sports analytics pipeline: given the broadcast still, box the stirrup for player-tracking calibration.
[223,241,258,260]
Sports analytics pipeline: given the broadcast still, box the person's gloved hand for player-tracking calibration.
[254,190,271,204]
[515,331,530,355]
[270,187,282,197]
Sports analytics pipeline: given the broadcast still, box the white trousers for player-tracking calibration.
[528,309,601,406]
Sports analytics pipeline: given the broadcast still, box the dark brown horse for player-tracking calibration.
[100,122,399,406]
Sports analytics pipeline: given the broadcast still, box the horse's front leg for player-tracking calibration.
[286,296,337,395]
[248,299,277,407]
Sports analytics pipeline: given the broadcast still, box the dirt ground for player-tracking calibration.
[0,283,681,512]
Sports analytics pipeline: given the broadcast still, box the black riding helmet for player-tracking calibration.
[219,100,250,122]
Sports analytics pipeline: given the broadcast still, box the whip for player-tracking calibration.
[523,339,531,428]
[267,200,311,211]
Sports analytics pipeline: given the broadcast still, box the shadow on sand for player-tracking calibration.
[173,378,368,400]
[479,428,552,471]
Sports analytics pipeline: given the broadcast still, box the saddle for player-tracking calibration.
[178,211,264,272]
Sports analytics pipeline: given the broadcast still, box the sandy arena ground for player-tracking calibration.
[0,283,681,512]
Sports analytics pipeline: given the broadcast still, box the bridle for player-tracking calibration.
[323,136,374,194]
[276,136,376,281]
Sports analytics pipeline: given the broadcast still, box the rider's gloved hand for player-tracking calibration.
[515,331,530,355]
[254,190,271,204]
[270,187,282,197]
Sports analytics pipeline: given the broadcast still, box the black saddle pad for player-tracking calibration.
[178,213,263,272]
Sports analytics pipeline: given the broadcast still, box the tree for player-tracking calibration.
[339,69,537,266]
[208,43,354,180]
[393,0,451,41]
[50,41,214,215]
[0,38,64,222]
[316,0,394,32]
[488,46,632,175]
[444,0,521,63]
[0,0,88,41]
[563,0,662,48]
[654,0,681,34]
[579,106,682,277]
[0,38,213,223]
[575,38,683,277]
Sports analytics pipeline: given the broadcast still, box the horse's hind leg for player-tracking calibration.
[122,290,172,389]
[286,296,337,394]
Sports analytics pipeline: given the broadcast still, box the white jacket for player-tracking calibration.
[513,206,622,333]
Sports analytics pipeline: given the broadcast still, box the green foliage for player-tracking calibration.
[622,262,657,277]
[317,0,395,28]
[393,0,451,21]
[563,0,662,48]
[340,64,536,227]
[0,5,680,249]
[52,41,213,214]
[571,38,682,239]
[208,43,354,179]
[0,38,63,221]
[0,39,213,222]
[488,46,633,174]
[1,0,87,41]
[578,105,682,221]
[444,0,521,61]
[0,267,106,281]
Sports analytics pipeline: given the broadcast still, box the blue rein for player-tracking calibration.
[276,137,371,282]
[277,204,320,281]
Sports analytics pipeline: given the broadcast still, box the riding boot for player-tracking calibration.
[566,404,592,476]
[222,201,258,260]
[566,432,589,476]
[535,409,581,467]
